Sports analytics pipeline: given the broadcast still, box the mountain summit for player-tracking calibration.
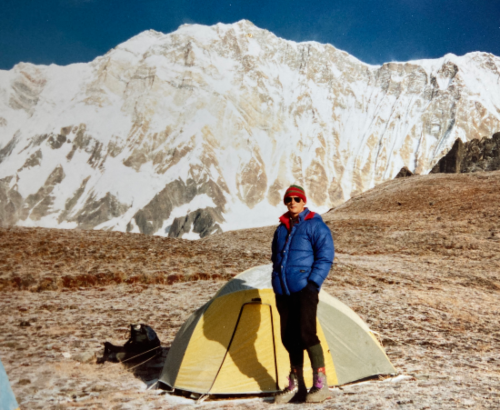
[1,20,500,237]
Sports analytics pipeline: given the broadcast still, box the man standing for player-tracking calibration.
[271,185,334,403]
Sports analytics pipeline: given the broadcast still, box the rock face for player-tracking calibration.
[168,207,223,238]
[431,133,500,173]
[1,20,500,237]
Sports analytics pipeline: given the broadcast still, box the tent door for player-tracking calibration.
[209,302,279,394]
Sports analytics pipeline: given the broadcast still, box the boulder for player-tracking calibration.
[395,167,414,178]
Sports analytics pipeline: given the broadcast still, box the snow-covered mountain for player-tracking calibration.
[1,20,500,238]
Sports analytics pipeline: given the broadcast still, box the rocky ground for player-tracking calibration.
[1,171,500,409]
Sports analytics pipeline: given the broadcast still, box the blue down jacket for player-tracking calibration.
[271,208,334,295]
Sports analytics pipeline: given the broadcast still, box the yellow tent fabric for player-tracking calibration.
[159,265,396,394]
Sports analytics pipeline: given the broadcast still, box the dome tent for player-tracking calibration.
[159,265,396,395]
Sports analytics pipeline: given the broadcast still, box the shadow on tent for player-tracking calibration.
[202,288,277,393]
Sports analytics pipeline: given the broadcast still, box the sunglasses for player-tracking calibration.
[285,196,302,204]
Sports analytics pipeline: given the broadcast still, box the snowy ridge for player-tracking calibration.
[1,20,500,238]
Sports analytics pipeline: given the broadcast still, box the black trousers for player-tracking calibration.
[275,285,320,367]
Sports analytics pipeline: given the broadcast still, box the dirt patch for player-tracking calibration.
[0,226,271,291]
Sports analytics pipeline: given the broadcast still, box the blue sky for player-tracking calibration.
[1,0,500,70]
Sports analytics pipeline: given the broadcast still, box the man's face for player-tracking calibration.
[285,196,306,216]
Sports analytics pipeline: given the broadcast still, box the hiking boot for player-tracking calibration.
[274,368,307,404]
[305,368,331,403]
